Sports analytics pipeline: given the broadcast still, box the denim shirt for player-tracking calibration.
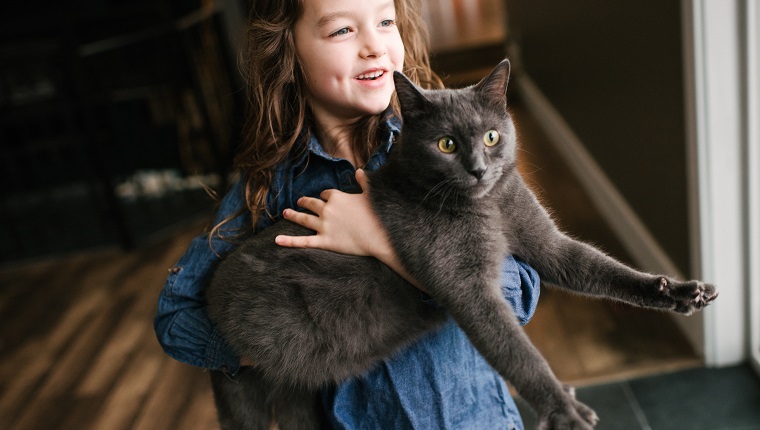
[154,116,540,429]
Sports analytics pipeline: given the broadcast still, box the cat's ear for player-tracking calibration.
[474,59,511,109]
[393,71,428,117]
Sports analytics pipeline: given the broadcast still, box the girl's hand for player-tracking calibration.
[275,169,388,258]
[275,170,425,292]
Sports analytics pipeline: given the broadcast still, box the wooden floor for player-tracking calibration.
[0,226,219,430]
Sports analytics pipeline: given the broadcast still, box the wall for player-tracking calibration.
[506,0,691,275]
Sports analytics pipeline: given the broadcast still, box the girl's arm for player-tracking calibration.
[153,179,250,375]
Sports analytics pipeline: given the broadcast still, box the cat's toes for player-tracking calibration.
[536,406,598,430]
[561,384,599,426]
[659,278,718,315]
[574,399,599,426]
[536,392,599,430]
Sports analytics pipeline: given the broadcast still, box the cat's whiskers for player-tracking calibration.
[415,178,459,216]
[421,179,456,205]
[435,181,460,217]
[419,176,474,215]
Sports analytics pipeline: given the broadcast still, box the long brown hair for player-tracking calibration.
[212,0,442,239]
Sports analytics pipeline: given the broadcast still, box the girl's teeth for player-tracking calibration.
[358,71,384,80]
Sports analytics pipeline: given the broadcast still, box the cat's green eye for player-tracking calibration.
[438,137,457,153]
[484,130,500,147]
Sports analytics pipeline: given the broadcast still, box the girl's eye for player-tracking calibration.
[380,19,396,27]
[484,130,500,146]
[438,137,457,153]
[329,27,350,38]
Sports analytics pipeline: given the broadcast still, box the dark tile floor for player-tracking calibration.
[516,364,760,430]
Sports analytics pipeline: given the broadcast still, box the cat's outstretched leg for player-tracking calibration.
[527,234,718,314]
[428,274,598,429]
[539,238,718,314]
[505,178,718,315]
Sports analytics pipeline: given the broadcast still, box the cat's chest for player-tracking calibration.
[371,176,509,254]
[384,203,506,257]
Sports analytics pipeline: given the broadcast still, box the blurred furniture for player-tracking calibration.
[423,0,511,87]
[0,0,244,263]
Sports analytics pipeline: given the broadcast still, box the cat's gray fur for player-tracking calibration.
[206,60,717,430]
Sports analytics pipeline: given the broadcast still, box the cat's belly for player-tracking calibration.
[207,220,447,389]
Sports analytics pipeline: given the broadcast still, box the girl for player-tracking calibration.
[154,0,541,428]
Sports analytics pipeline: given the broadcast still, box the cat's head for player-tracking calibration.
[392,59,517,200]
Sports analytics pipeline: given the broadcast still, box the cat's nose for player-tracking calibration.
[469,167,487,180]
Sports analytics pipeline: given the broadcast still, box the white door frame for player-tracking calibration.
[746,0,760,374]
[684,0,759,369]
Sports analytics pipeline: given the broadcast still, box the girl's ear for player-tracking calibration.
[393,71,428,118]
[474,59,511,110]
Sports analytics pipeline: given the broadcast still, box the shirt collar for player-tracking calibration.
[292,112,400,169]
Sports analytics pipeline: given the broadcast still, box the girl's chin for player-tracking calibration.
[353,100,392,117]
[362,105,392,117]
[363,91,395,115]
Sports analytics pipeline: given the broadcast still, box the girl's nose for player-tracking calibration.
[360,30,387,58]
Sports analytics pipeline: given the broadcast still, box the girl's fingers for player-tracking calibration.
[283,208,321,231]
[320,189,337,200]
[297,196,325,214]
[275,234,321,248]
[355,169,370,192]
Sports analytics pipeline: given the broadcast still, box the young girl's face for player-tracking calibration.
[294,0,404,127]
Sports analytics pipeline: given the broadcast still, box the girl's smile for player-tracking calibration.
[354,67,390,88]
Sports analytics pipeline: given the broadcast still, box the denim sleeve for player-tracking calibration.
[500,255,541,326]
[153,179,250,375]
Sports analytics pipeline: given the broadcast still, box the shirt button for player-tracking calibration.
[168,266,182,274]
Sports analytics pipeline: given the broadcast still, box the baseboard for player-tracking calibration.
[514,73,705,355]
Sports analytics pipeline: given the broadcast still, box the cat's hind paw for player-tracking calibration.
[536,408,598,430]
[658,277,718,315]
[536,387,599,430]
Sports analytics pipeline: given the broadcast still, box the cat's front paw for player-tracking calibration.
[656,277,718,315]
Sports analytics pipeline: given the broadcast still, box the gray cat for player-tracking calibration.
[206,59,717,430]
